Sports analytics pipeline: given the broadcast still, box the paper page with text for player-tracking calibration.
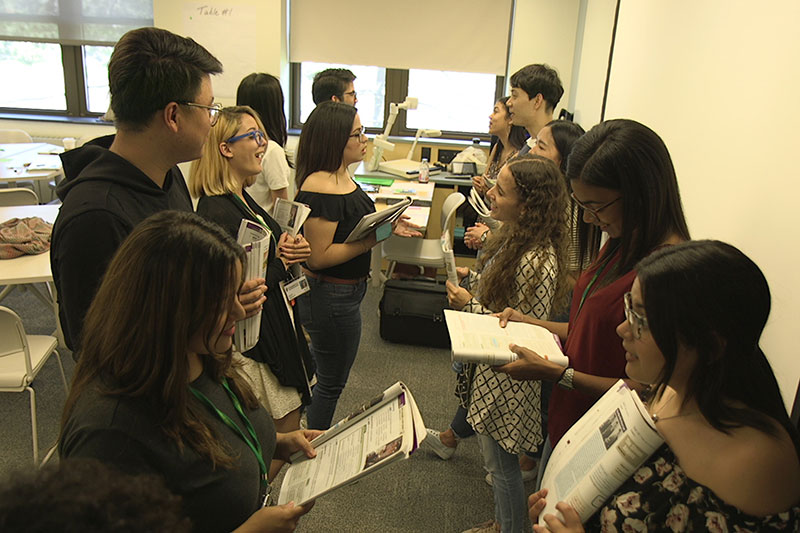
[235,220,270,351]
[277,382,424,506]
[272,198,311,237]
[443,310,568,366]
[539,380,663,525]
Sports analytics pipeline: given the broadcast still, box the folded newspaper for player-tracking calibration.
[539,380,664,525]
[272,198,311,237]
[443,310,569,366]
[277,381,425,506]
[235,220,271,352]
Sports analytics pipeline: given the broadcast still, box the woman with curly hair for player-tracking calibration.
[444,154,570,533]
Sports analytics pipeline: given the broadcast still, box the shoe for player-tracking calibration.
[461,519,499,532]
[484,466,538,487]
[422,428,456,460]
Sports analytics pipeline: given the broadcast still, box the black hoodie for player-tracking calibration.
[51,135,192,351]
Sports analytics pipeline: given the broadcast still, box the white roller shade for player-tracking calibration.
[0,0,153,46]
[290,0,513,75]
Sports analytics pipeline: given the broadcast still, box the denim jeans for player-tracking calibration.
[478,434,527,533]
[534,436,553,492]
[295,276,367,430]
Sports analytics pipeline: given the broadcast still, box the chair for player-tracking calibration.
[382,191,465,280]
[0,187,39,207]
[0,306,68,464]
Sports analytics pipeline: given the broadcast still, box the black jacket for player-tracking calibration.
[51,136,191,350]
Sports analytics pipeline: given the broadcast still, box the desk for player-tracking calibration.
[354,161,473,187]
[0,204,63,345]
[0,143,64,202]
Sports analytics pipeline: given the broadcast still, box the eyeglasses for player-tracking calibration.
[623,291,649,339]
[349,126,367,141]
[343,90,357,99]
[226,130,267,146]
[570,192,622,222]
[176,101,223,126]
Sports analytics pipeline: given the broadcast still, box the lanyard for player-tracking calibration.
[574,243,620,320]
[190,378,268,490]
[232,194,276,247]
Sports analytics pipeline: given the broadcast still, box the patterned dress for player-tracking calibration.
[587,444,800,532]
[456,247,558,454]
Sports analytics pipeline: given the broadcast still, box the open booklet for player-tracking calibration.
[539,380,664,526]
[343,197,412,243]
[277,381,426,506]
[443,310,569,366]
[272,198,311,237]
[235,220,271,352]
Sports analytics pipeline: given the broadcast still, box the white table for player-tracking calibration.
[0,204,63,344]
[0,143,64,202]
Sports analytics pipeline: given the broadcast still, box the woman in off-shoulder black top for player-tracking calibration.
[293,102,421,429]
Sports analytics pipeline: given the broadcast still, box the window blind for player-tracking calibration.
[289,0,513,75]
[0,0,153,46]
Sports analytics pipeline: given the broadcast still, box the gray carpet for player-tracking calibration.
[0,281,535,532]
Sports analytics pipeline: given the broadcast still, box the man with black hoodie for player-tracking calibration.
[52,27,267,354]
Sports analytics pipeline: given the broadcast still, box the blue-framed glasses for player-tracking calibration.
[226,130,267,146]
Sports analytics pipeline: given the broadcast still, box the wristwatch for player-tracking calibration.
[557,367,575,390]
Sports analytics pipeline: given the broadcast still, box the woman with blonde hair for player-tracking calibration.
[190,106,314,477]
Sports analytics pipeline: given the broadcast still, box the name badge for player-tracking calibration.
[281,274,311,301]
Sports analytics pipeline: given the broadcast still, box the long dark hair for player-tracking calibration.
[638,240,800,456]
[236,72,288,148]
[566,119,690,279]
[489,97,527,165]
[61,211,257,468]
[295,101,357,189]
[477,155,570,313]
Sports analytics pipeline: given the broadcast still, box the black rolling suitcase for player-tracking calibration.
[379,278,451,348]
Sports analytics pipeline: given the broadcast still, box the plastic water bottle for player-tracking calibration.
[418,158,430,183]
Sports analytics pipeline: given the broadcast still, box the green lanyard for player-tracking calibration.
[190,378,268,490]
[574,243,620,321]
[232,194,276,246]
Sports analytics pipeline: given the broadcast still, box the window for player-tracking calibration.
[0,0,152,118]
[0,41,66,111]
[291,63,503,139]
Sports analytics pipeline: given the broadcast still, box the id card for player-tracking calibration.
[375,221,393,242]
[281,274,311,301]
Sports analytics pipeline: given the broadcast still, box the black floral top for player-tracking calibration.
[588,443,800,532]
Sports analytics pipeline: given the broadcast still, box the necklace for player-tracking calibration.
[650,390,698,423]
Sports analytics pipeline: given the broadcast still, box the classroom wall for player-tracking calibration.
[569,0,616,128]
[154,0,283,104]
[507,0,581,116]
[593,0,800,407]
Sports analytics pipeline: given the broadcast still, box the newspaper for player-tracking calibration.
[343,197,412,243]
[443,310,569,366]
[235,220,271,352]
[539,380,664,526]
[277,381,426,506]
[272,198,311,237]
[441,229,458,285]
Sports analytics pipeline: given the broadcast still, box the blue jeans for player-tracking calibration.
[535,436,553,492]
[450,404,475,440]
[478,434,527,533]
[295,276,367,430]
